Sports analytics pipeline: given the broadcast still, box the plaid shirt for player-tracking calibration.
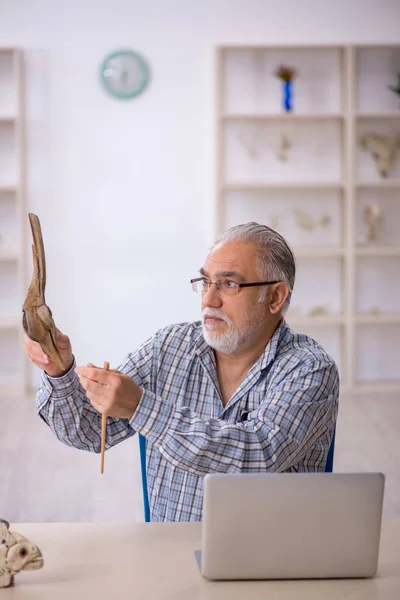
[37,319,339,522]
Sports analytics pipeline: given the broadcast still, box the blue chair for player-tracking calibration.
[325,427,336,473]
[139,434,151,522]
[138,427,337,522]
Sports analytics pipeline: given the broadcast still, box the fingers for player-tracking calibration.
[23,334,50,367]
[76,366,126,415]
[77,368,114,415]
[75,366,113,384]
[80,377,108,404]
[87,362,119,373]
[55,330,71,350]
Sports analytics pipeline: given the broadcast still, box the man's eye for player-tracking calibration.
[224,280,239,289]
[201,279,210,287]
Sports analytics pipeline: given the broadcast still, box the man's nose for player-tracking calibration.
[202,283,223,307]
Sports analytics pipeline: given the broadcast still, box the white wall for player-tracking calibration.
[0,0,399,521]
[1,0,399,371]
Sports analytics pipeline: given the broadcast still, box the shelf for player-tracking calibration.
[356,180,400,188]
[356,112,400,119]
[355,313,400,324]
[223,182,344,191]
[0,117,16,124]
[218,44,400,392]
[0,186,17,194]
[294,247,345,258]
[220,44,345,51]
[356,247,400,256]
[221,113,345,121]
[287,316,345,326]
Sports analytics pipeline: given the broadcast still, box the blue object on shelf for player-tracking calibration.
[139,433,151,522]
[283,80,293,112]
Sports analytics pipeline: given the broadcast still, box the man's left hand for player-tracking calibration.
[75,364,143,419]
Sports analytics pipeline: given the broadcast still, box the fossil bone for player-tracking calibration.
[269,214,280,230]
[277,133,292,162]
[0,519,44,588]
[22,214,65,371]
[293,208,315,231]
[363,203,383,242]
[360,133,400,179]
[309,305,330,317]
[319,215,332,228]
[237,123,262,159]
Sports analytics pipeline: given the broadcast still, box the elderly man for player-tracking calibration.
[25,222,339,522]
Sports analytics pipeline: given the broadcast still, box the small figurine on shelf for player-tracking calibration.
[319,215,332,228]
[237,123,261,159]
[293,208,315,231]
[359,132,400,179]
[277,133,292,162]
[269,214,281,230]
[363,203,383,242]
[275,65,297,112]
[293,209,333,232]
[309,305,330,317]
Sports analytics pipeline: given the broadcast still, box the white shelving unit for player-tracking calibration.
[0,48,27,394]
[216,44,400,393]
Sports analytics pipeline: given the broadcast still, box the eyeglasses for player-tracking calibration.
[190,277,281,297]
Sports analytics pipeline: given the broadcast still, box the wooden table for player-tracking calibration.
[3,519,400,599]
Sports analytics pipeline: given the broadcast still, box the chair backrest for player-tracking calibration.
[139,434,151,522]
[325,428,336,473]
[139,427,337,521]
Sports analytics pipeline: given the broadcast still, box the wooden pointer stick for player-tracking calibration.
[100,361,110,474]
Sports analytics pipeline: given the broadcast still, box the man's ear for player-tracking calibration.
[268,282,289,314]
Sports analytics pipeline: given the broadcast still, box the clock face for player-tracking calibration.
[100,49,150,99]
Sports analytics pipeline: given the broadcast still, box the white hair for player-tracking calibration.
[212,222,296,314]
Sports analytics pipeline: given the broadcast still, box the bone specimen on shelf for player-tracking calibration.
[363,203,383,242]
[319,215,332,228]
[237,123,263,159]
[269,214,280,230]
[277,133,292,162]
[309,305,330,317]
[369,306,380,315]
[293,208,315,231]
[359,133,400,178]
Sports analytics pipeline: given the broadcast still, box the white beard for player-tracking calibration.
[202,305,264,355]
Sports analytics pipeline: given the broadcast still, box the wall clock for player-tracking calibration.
[100,49,150,100]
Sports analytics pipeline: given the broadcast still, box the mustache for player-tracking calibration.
[202,308,231,325]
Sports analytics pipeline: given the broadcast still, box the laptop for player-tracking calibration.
[196,472,385,580]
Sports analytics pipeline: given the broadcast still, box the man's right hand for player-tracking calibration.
[23,330,74,378]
